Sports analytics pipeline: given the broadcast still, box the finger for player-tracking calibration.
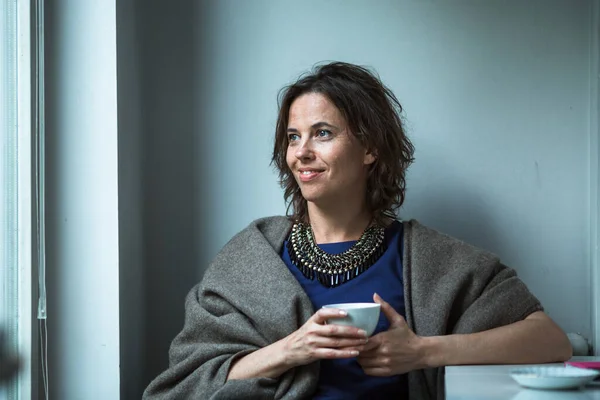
[311,336,368,349]
[355,339,380,358]
[359,331,382,350]
[356,355,382,367]
[313,348,360,360]
[313,308,348,324]
[361,366,392,377]
[338,344,367,352]
[356,348,377,359]
[324,325,368,339]
[373,293,406,327]
[363,336,381,351]
[360,337,380,352]
[314,320,368,339]
[356,340,382,358]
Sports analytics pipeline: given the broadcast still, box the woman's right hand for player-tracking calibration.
[282,308,369,368]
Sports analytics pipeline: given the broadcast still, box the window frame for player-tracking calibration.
[16,0,37,398]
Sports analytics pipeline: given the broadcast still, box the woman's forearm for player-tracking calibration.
[421,311,572,367]
[227,338,294,380]
[227,307,367,380]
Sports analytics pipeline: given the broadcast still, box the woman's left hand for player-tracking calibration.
[357,293,427,376]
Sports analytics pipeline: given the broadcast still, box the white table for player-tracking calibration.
[445,357,600,400]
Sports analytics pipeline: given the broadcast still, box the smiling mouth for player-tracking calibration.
[298,170,324,181]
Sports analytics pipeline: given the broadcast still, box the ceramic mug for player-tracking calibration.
[322,302,381,336]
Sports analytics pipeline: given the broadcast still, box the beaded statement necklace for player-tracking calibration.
[286,222,388,288]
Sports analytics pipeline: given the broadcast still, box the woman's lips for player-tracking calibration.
[298,170,323,182]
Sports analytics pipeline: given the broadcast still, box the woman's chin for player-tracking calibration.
[301,193,336,207]
[302,195,320,204]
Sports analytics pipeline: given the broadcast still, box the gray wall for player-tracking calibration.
[136,1,200,395]
[117,0,144,398]
[45,1,120,398]
[129,0,598,396]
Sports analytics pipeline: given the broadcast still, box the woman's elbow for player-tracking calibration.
[526,312,573,362]
[557,334,573,361]
[547,324,573,361]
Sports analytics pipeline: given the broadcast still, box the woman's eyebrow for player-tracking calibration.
[287,121,340,132]
[312,121,339,130]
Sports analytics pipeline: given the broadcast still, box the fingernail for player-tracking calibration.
[339,310,347,316]
[358,329,367,336]
[350,350,359,356]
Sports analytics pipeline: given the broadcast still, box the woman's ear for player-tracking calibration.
[364,149,377,165]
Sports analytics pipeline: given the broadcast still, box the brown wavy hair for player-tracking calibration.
[271,62,415,225]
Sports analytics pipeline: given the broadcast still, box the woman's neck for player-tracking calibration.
[306,203,372,244]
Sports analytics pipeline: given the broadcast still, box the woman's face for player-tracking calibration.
[285,92,375,207]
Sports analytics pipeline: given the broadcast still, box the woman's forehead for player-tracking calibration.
[288,93,346,128]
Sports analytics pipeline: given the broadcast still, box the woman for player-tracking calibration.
[143,62,572,399]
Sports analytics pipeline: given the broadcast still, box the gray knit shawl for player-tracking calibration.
[143,216,541,399]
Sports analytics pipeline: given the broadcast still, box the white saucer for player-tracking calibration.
[512,389,593,400]
[510,367,599,390]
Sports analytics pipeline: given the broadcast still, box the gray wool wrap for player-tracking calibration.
[143,216,542,399]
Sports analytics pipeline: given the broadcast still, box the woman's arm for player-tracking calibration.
[421,311,572,367]
[357,295,571,376]
[227,339,292,380]
[228,307,368,380]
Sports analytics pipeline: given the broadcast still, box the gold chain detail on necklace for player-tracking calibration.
[286,222,387,288]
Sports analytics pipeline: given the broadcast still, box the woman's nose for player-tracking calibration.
[295,139,315,160]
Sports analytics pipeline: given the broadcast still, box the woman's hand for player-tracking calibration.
[357,293,427,376]
[283,308,369,368]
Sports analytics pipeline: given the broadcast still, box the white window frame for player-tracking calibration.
[17,0,35,398]
[1,0,39,398]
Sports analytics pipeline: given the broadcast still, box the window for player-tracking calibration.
[0,1,37,399]
[1,0,22,397]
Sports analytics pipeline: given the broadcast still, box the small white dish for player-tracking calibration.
[512,388,592,400]
[510,366,600,390]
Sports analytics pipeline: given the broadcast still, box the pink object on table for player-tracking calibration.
[564,361,600,370]
[565,361,600,370]
[565,361,600,380]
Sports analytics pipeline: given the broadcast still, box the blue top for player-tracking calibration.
[282,221,409,399]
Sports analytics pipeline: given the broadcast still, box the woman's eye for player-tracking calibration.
[288,133,300,142]
[317,129,332,138]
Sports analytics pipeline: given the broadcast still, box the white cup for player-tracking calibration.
[322,302,381,336]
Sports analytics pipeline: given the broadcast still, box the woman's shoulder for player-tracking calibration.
[247,215,294,236]
[229,215,293,247]
[201,215,293,280]
[402,219,500,267]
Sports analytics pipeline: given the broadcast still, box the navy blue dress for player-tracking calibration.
[282,221,409,399]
